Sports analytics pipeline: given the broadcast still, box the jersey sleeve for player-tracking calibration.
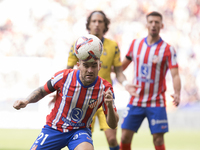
[44,70,65,93]
[113,43,122,67]
[167,46,178,69]
[102,85,117,115]
[67,44,79,67]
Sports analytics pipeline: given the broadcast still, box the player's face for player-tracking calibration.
[77,60,101,86]
[146,16,163,37]
[88,13,105,38]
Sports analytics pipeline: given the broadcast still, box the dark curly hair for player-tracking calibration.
[86,10,110,34]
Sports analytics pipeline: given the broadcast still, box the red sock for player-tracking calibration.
[155,144,165,150]
[120,142,131,150]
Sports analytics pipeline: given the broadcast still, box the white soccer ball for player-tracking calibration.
[74,34,103,62]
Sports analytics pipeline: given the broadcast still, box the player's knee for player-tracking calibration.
[107,136,118,146]
[153,133,164,145]
[120,131,133,143]
[121,136,127,143]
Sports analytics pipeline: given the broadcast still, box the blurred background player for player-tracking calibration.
[13,34,119,150]
[120,11,181,150]
[63,10,139,150]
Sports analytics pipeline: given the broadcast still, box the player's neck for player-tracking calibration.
[91,34,103,41]
[147,35,160,45]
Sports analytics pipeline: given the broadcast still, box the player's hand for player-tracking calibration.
[103,89,113,108]
[171,94,180,107]
[13,100,29,110]
[125,84,140,97]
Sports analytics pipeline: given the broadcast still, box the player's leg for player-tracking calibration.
[74,142,94,150]
[153,133,165,150]
[104,129,119,149]
[98,106,119,150]
[120,129,134,150]
[146,107,168,150]
[68,128,93,150]
[120,104,145,150]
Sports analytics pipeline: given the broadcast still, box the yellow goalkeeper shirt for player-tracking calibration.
[67,37,122,84]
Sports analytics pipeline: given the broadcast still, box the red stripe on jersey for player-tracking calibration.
[130,39,145,105]
[126,39,136,59]
[61,71,78,130]
[46,69,75,131]
[147,41,163,107]
[156,44,170,107]
[137,45,151,106]
[81,79,101,124]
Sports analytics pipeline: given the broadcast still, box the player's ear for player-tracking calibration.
[161,23,164,29]
[98,60,102,71]
[77,61,80,69]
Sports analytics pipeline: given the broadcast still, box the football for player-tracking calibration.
[74,34,103,62]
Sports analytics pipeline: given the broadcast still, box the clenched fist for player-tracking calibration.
[13,100,29,110]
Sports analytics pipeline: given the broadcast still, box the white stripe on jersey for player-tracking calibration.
[142,44,158,107]
[51,72,63,86]
[63,79,81,132]
[76,85,94,128]
[132,38,143,105]
[151,42,167,107]
[169,46,177,66]
[52,71,74,130]
[87,79,105,127]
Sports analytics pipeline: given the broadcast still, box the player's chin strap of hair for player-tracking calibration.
[122,80,129,87]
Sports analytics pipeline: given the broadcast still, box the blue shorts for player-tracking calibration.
[121,104,168,134]
[30,125,93,150]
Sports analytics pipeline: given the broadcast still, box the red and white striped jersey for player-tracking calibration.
[44,69,116,132]
[126,37,178,107]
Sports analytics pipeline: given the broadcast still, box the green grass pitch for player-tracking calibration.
[0,128,200,150]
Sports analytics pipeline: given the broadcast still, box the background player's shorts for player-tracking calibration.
[121,104,168,134]
[90,106,110,132]
[30,125,93,150]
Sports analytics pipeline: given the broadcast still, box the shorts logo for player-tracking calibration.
[151,119,168,126]
[73,134,78,140]
[87,136,92,140]
[161,125,167,129]
[88,99,98,109]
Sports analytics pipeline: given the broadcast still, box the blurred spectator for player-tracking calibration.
[0,0,200,106]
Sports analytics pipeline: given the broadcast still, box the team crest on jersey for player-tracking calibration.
[88,99,98,109]
[152,55,160,63]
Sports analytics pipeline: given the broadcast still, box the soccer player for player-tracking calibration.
[120,11,181,150]
[65,10,138,150]
[13,40,119,149]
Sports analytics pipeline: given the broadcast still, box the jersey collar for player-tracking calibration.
[144,37,162,47]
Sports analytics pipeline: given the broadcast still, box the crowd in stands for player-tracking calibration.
[0,0,200,106]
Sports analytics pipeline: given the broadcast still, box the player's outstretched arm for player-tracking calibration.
[13,86,49,110]
[104,90,119,129]
[170,68,181,107]
[114,66,140,97]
